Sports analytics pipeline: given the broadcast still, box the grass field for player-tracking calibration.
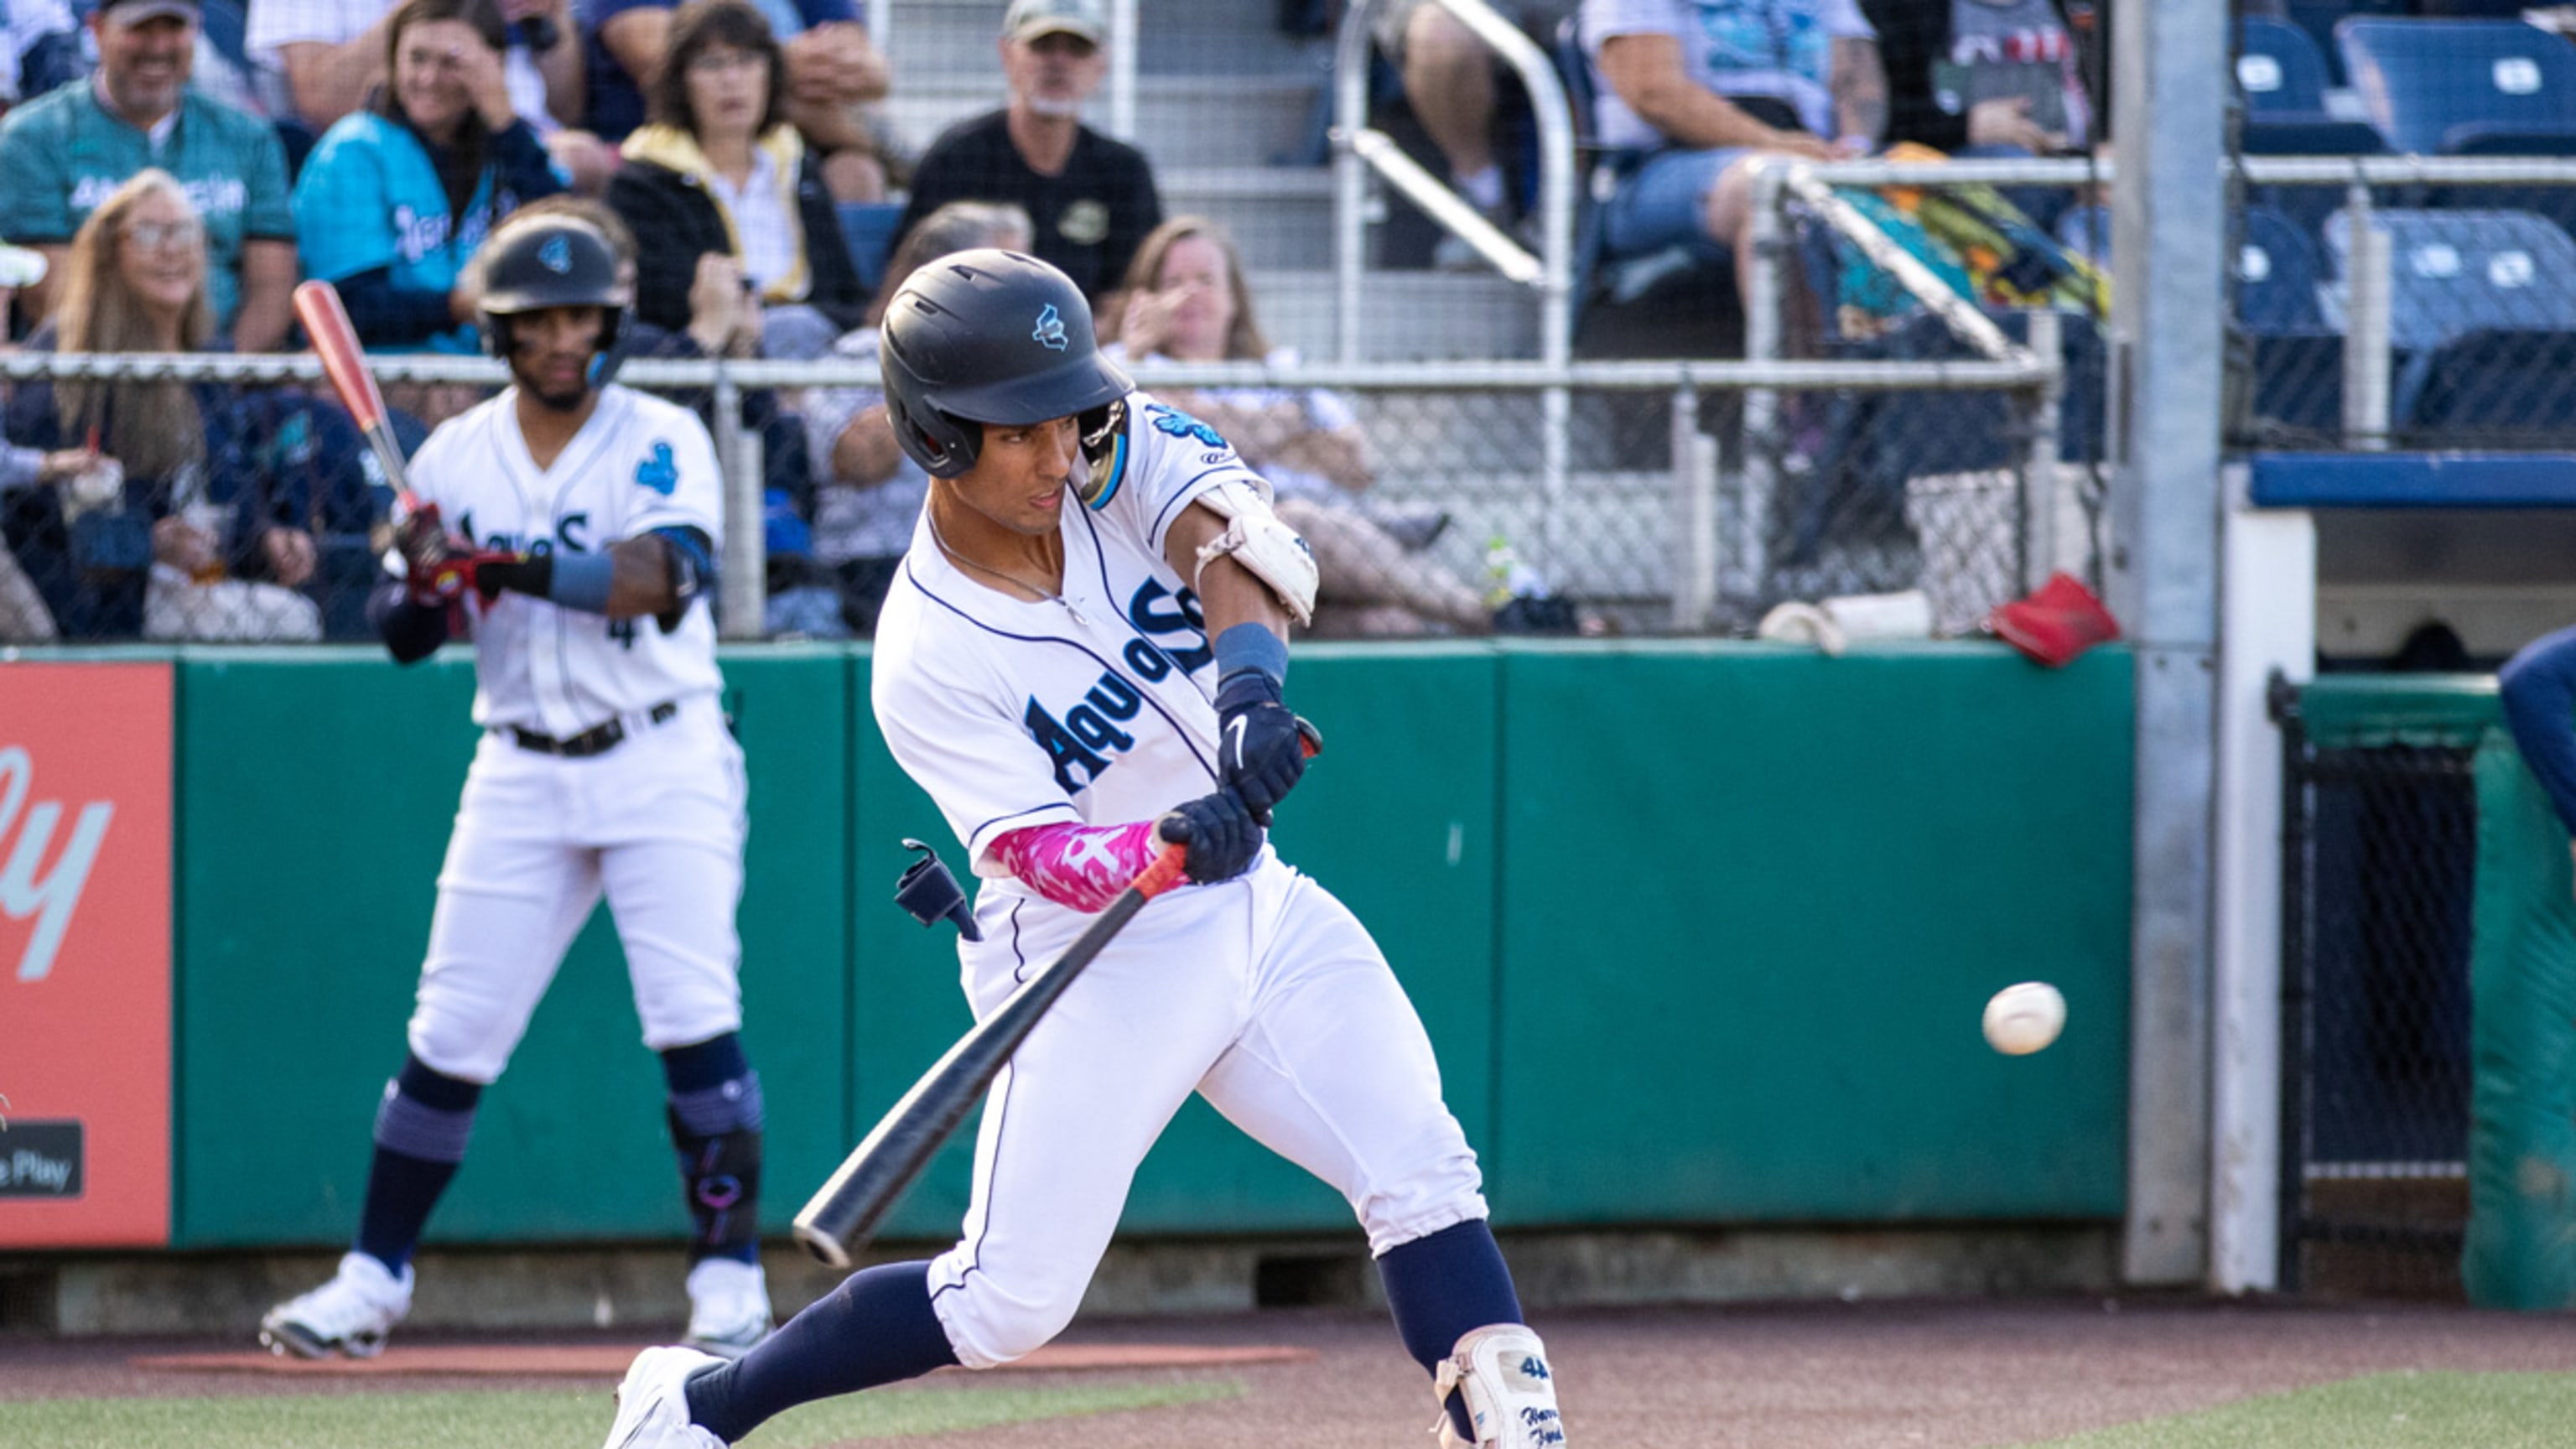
[1,1379,1242,1449]
[2037,1372,2576,1449]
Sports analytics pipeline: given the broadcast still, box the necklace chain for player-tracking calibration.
[925,506,1069,608]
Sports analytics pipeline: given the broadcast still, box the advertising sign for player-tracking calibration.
[0,663,171,1246]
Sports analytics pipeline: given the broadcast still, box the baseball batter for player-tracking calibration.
[262,215,774,1363]
[601,250,1568,1449]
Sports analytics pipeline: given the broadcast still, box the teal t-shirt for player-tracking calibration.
[0,81,293,333]
[292,112,497,355]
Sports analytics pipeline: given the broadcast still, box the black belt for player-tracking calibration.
[508,701,678,757]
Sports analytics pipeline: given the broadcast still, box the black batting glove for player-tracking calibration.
[1214,671,1308,824]
[1156,786,1265,884]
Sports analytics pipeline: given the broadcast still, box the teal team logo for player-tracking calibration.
[539,234,571,273]
[1032,304,1068,351]
[636,441,678,495]
[1146,402,1226,449]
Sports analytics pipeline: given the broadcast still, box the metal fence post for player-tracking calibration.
[1670,382,1716,630]
[2340,181,2392,451]
[712,361,763,641]
[1740,161,1787,610]
[2023,307,2066,595]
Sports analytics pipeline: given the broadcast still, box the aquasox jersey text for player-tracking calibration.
[405,384,726,737]
[870,391,1277,884]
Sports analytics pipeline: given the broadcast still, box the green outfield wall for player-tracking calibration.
[57,641,2135,1249]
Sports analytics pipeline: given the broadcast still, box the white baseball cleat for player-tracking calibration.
[258,1251,413,1360]
[680,1258,773,1358]
[1431,1323,1566,1447]
[604,1345,728,1448]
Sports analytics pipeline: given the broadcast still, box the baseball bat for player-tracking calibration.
[293,279,418,512]
[793,842,1193,1269]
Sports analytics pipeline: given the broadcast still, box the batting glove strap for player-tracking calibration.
[1155,787,1264,884]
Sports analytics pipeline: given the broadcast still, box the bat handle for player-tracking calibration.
[1133,842,1191,901]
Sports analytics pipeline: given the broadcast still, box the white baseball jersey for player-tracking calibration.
[873,388,1272,889]
[408,382,725,738]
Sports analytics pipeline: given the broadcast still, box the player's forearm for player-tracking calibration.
[990,820,1160,912]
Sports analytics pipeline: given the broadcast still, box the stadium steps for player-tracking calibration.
[1240,268,1540,361]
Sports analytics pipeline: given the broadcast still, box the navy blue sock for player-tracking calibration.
[354,1056,482,1274]
[1379,1218,1524,1440]
[686,1260,958,1442]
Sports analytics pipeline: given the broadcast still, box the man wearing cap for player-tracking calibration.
[887,0,1161,304]
[0,0,295,349]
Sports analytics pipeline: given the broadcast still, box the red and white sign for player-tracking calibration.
[0,663,171,1247]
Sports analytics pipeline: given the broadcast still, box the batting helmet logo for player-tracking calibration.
[539,235,571,273]
[1032,304,1068,351]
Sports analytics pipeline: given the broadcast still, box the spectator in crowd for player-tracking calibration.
[891,0,1161,306]
[3,170,330,641]
[800,199,1032,635]
[247,0,615,193]
[292,0,565,354]
[1583,0,1885,302]
[584,0,887,201]
[1,0,82,117]
[1862,0,2087,160]
[0,413,97,638]
[1372,0,1579,267]
[605,0,860,359]
[1108,215,1524,637]
[0,0,297,350]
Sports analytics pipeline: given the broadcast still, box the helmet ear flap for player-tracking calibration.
[480,313,512,359]
[889,393,981,478]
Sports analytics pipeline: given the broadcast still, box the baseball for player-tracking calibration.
[1982,982,2066,1056]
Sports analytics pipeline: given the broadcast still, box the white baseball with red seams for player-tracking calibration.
[870,391,1492,1369]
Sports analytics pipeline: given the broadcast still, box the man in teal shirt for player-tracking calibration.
[0,0,295,350]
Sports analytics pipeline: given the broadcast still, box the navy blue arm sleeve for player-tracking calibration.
[648,524,716,633]
[367,579,451,664]
[2500,623,2576,835]
[335,267,460,350]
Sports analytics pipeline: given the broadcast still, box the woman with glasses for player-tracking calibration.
[3,171,342,641]
[289,0,564,353]
[605,0,864,361]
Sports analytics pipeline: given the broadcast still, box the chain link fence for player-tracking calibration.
[2229,5,2576,451]
[2276,681,2479,1301]
[0,350,2075,646]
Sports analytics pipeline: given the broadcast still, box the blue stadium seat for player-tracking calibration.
[2324,206,2576,349]
[2401,325,2576,442]
[2336,18,2576,155]
[2239,206,2328,335]
[2240,17,2333,116]
[2287,0,2407,86]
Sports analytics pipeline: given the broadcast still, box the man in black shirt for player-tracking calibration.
[890,0,1161,305]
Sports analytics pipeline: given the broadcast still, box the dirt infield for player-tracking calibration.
[12,1296,2576,1447]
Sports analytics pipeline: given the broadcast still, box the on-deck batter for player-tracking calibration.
[260,214,774,1363]
[599,249,1570,1449]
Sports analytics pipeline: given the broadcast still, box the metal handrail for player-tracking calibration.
[0,351,2051,391]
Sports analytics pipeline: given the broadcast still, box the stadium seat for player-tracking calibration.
[2324,206,2576,349]
[2240,17,2334,116]
[2336,18,2576,155]
[2324,207,2576,424]
[2400,325,2576,444]
[2239,206,2329,335]
[2288,0,2407,86]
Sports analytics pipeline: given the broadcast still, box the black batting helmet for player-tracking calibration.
[879,248,1131,479]
[475,216,630,359]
